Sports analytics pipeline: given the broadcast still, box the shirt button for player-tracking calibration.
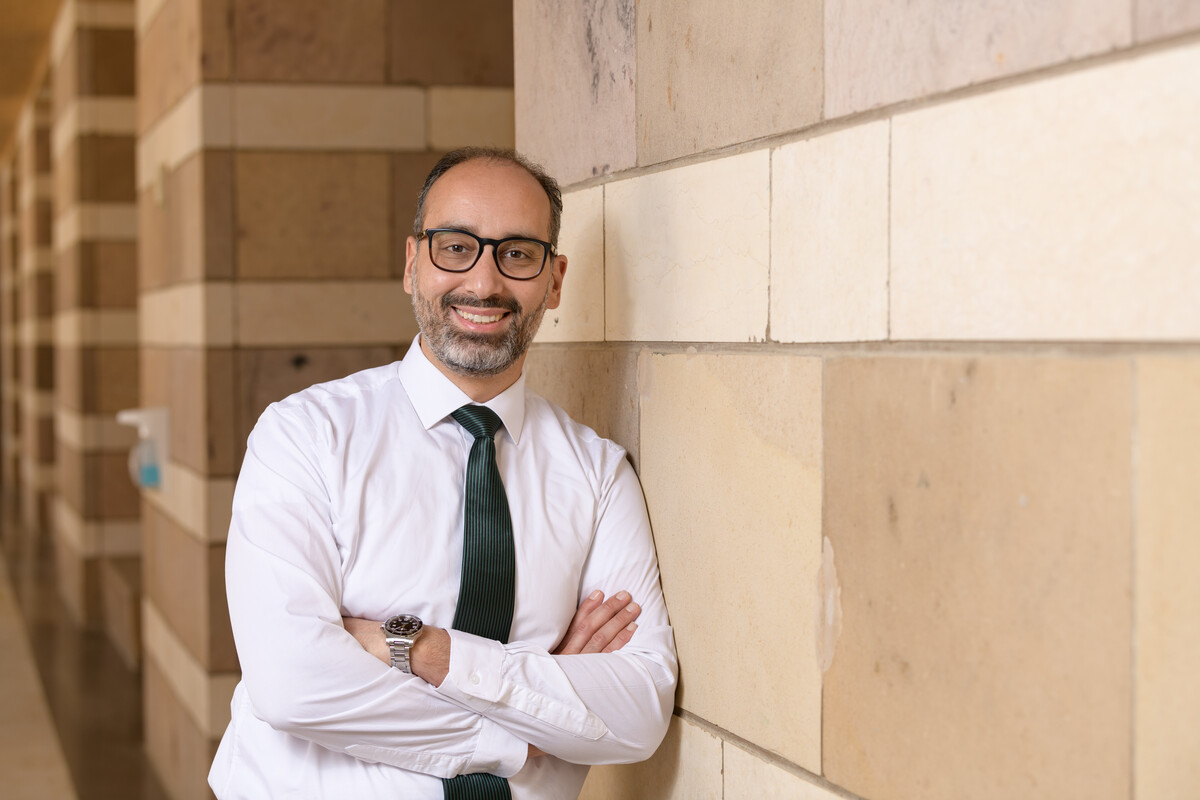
[470,673,481,686]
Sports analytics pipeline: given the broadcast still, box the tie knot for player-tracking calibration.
[452,404,502,440]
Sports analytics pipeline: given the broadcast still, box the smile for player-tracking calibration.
[454,307,508,324]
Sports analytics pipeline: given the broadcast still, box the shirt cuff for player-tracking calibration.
[439,629,506,711]
[467,716,528,778]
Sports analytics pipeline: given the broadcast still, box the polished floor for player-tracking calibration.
[1,509,169,800]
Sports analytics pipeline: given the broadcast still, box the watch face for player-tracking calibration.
[383,614,423,638]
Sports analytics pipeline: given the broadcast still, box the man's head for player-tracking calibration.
[404,149,568,398]
[413,147,564,249]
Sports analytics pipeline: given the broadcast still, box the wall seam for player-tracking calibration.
[886,117,893,341]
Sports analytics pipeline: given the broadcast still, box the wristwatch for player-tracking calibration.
[381,614,424,673]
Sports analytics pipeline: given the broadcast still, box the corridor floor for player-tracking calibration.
[1,510,169,800]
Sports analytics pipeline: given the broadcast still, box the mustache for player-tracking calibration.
[441,292,521,315]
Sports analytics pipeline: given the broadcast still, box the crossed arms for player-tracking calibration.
[225,403,678,779]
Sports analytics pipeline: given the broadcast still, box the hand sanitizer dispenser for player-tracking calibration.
[116,407,168,490]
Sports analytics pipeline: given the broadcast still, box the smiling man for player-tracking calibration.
[209,148,677,799]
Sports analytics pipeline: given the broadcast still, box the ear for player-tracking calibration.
[403,236,418,294]
[544,253,568,310]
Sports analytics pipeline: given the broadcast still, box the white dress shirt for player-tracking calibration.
[209,337,677,799]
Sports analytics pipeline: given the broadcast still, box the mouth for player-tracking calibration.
[453,307,509,325]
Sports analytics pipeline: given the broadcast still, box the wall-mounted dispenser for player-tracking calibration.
[116,407,168,490]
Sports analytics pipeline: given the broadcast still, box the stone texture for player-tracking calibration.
[143,500,236,671]
[138,150,234,290]
[53,523,102,626]
[514,0,636,184]
[1134,356,1200,799]
[605,150,769,342]
[77,134,136,203]
[56,241,138,311]
[639,352,823,771]
[891,42,1200,341]
[389,0,514,86]
[234,281,415,346]
[725,745,844,800]
[822,356,1131,800]
[144,656,221,800]
[138,0,234,132]
[1135,0,1200,42]
[235,152,390,280]
[637,0,822,165]
[770,121,889,343]
[427,87,515,151]
[392,150,449,277]
[233,85,425,151]
[75,28,137,98]
[579,715,722,800]
[56,443,140,519]
[235,346,397,464]
[100,555,142,670]
[825,0,1131,117]
[536,185,604,343]
[169,346,236,477]
[234,0,386,83]
[523,344,639,467]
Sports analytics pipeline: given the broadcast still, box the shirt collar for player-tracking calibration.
[396,335,527,444]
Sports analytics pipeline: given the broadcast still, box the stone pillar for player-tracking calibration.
[49,0,141,649]
[0,160,19,519]
[13,77,55,539]
[135,1,513,795]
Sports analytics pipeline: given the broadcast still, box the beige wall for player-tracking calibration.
[516,2,1200,799]
[1,3,1198,800]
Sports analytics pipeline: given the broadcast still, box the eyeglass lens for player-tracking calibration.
[429,230,546,279]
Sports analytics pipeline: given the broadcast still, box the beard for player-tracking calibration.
[411,267,549,377]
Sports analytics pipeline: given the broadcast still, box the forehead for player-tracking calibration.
[424,159,551,238]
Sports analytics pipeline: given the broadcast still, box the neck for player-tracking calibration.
[419,336,524,403]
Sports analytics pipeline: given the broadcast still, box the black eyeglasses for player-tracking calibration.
[418,228,553,281]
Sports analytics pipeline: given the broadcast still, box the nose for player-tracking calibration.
[461,243,508,299]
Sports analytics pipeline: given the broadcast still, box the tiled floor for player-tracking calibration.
[1,511,169,800]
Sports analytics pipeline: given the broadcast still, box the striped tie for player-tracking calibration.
[443,405,515,800]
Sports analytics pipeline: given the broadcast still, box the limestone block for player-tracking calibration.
[825,0,1130,117]
[537,185,604,343]
[822,356,1131,800]
[605,150,769,342]
[579,715,722,800]
[891,42,1200,341]
[637,0,822,164]
[1134,356,1200,800]
[639,351,823,771]
[514,0,636,185]
[771,120,889,343]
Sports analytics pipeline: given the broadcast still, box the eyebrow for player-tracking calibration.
[430,221,547,242]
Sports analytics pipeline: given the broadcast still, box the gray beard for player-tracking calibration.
[411,269,549,377]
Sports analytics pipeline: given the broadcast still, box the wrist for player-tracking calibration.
[410,626,452,687]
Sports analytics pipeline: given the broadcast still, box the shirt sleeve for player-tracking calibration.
[433,455,679,765]
[225,403,528,779]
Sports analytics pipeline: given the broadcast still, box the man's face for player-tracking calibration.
[404,160,566,380]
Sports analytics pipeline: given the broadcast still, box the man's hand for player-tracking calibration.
[553,590,641,655]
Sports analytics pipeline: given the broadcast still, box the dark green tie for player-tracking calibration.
[443,405,515,800]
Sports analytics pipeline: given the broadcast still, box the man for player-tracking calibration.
[209,148,677,798]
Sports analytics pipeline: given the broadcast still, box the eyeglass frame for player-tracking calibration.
[417,228,555,281]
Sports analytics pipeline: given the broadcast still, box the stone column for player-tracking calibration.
[49,0,141,651]
[135,1,513,795]
[0,160,19,520]
[13,77,55,539]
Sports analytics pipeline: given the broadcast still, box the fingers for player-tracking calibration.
[554,590,642,655]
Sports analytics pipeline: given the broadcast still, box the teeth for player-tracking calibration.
[457,308,504,324]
